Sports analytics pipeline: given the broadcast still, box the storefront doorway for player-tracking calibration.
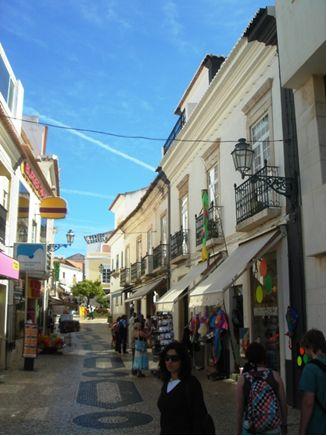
[251,251,280,371]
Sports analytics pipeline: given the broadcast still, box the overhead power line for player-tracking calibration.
[1,114,287,144]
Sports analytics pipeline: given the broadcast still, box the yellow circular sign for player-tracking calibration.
[40,196,67,219]
[256,285,263,304]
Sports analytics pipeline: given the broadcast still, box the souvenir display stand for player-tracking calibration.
[151,312,174,361]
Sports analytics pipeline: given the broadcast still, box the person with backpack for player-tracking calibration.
[299,329,326,435]
[236,342,287,435]
[157,341,215,434]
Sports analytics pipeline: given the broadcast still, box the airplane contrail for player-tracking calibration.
[61,188,115,200]
[27,111,156,172]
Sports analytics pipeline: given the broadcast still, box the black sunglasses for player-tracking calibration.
[165,355,180,362]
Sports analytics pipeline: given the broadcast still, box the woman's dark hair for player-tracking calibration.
[245,342,266,366]
[159,341,192,382]
[301,329,326,354]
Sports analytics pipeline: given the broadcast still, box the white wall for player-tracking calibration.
[275,0,325,89]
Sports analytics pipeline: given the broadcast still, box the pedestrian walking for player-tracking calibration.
[130,321,141,375]
[132,323,149,377]
[299,329,326,435]
[88,305,95,320]
[157,341,215,435]
[112,317,121,351]
[235,342,287,435]
[118,315,128,354]
[128,312,136,349]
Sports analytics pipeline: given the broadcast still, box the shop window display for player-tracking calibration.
[251,251,280,371]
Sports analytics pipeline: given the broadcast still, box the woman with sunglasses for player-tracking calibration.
[157,341,212,434]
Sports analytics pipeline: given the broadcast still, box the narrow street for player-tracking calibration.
[0,319,299,435]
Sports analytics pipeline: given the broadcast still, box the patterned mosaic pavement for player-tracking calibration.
[0,319,300,434]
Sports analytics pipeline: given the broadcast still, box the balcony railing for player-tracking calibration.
[170,229,189,260]
[141,254,153,276]
[195,204,223,247]
[0,203,7,244]
[130,262,141,282]
[120,268,130,287]
[163,113,185,155]
[153,244,168,270]
[234,165,281,225]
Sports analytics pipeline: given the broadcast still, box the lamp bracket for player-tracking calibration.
[47,243,70,253]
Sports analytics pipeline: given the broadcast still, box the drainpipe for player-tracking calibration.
[156,167,171,291]
[276,45,306,408]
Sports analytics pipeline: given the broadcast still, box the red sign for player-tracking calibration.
[21,162,47,198]
[28,279,41,298]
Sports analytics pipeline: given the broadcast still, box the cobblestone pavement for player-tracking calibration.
[0,319,300,435]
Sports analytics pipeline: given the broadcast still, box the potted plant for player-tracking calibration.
[38,334,64,354]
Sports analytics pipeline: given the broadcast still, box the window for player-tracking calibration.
[207,164,219,206]
[31,220,37,243]
[125,246,130,268]
[160,214,167,244]
[112,259,114,271]
[136,237,142,262]
[120,251,124,268]
[102,266,111,283]
[147,229,152,254]
[251,114,270,173]
[116,254,119,270]
[40,218,47,243]
[180,194,188,231]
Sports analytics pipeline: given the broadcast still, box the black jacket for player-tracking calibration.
[157,375,207,434]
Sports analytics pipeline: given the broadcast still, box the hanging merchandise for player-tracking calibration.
[255,285,264,304]
[213,306,228,363]
[260,258,268,277]
[264,275,273,294]
[285,306,299,349]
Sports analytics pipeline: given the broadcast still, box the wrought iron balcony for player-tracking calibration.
[163,113,185,155]
[130,262,141,282]
[234,165,281,225]
[195,204,223,247]
[0,203,7,245]
[170,229,189,260]
[120,268,130,287]
[153,244,168,270]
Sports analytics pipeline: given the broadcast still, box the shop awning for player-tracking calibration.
[125,277,166,303]
[0,251,19,280]
[189,229,282,308]
[156,261,208,311]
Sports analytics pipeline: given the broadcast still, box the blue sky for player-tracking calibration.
[0,0,271,257]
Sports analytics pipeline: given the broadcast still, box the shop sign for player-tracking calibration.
[21,161,47,199]
[23,323,38,358]
[39,196,67,219]
[0,251,20,280]
[28,278,42,299]
[253,306,278,317]
[14,243,47,275]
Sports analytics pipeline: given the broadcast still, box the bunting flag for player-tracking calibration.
[201,189,209,261]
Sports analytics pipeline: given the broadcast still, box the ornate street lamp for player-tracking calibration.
[231,138,296,198]
[231,138,254,179]
[47,229,75,252]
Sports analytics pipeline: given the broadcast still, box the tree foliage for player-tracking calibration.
[71,280,104,305]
